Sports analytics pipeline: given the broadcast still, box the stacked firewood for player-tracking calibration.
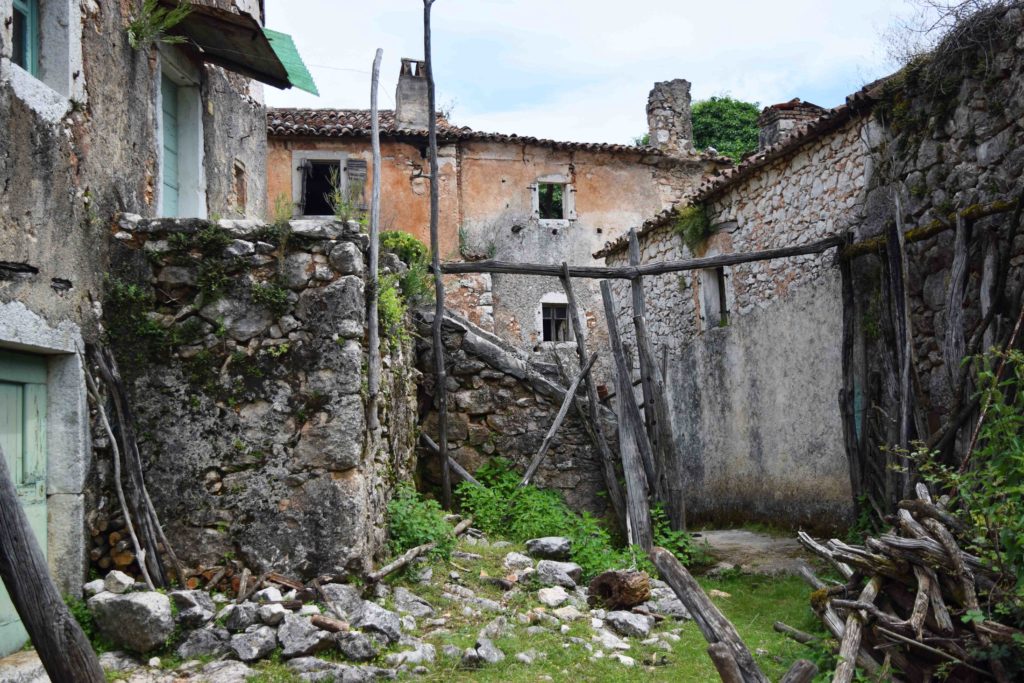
[786,484,1022,683]
[87,509,140,574]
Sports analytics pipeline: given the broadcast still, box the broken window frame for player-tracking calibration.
[541,303,572,343]
[290,150,351,218]
[531,174,577,226]
[699,265,731,329]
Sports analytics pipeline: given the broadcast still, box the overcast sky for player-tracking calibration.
[263,0,917,145]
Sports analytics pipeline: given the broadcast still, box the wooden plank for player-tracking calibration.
[601,281,653,549]
[0,445,105,682]
[423,0,450,509]
[649,547,769,683]
[627,229,657,449]
[366,47,383,432]
[520,353,597,487]
[441,235,844,279]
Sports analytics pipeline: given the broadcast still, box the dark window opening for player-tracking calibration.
[301,161,341,216]
[233,161,247,213]
[542,303,571,342]
[715,267,729,326]
[538,183,565,220]
[12,0,38,75]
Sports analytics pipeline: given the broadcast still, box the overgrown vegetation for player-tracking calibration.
[326,167,366,226]
[673,204,713,252]
[387,484,456,560]
[251,282,290,317]
[378,273,410,347]
[691,96,761,162]
[456,459,706,581]
[380,230,434,307]
[126,0,190,50]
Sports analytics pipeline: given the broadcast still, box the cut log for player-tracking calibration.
[0,446,105,682]
[779,660,819,683]
[587,570,651,610]
[649,547,769,683]
[311,614,350,633]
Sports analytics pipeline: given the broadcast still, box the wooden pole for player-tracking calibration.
[520,353,597,487]
[601,280,653,549]
[0,446,105,682]
[419,433,481,487]
[441,235,843,279]
[833,576,881,683]
[649,547,769,683]
[366,48,383,432]
[423,0,451,509]
[559,263,627,527]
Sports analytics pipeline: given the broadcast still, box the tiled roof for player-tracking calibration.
[267,108,689,155]
[592,76,891,259]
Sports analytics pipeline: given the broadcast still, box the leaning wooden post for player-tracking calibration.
[649,547,769,683]
[366,48,384,432]
[423,0,451,508]
[520,353,597,487]
[559,263,627,527]
[601,280,653,549]
[0,446,105,682]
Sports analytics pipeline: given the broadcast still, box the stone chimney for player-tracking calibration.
[757,99,826,151]
[395,58,430,130]
[647,79,694,157]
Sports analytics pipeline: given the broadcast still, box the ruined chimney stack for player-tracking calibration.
[647,79,695,157]
[757,99,826,151]
[395,58,430,130]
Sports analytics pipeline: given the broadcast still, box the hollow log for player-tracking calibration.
[587,570,651,610]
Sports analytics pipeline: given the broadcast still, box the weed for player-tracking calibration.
[326,167,365,224]
[387,485,456,560]
[378,273,410,346]
[674,204,712,252]
[252,282,290,316]
[126,0,190,50]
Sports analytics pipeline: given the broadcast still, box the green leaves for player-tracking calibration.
[127,0,190,51]
[386,485,455,560]
[691,96,761,162]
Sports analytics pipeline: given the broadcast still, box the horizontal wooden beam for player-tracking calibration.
[440,235,844,279]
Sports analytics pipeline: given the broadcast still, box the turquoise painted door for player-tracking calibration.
[161,75,180,217]
[0,350,47,657]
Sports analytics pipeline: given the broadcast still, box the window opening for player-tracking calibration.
[12,0,39,76]
[542,303,571,342]
[301,160,341,216]
[233,161,247,213]
[538,183,564,220]
[715,267,729,326]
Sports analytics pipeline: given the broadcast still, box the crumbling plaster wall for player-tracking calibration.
[95,216,418,579]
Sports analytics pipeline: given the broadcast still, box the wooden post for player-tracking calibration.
[627,229,658,454]
[0,446,105,682]
[558,263,627,528]
[423,0,450,509]
[601,280,653,549]
[366,48,383,432]
[520,353,597,487]
[649,547,769,683]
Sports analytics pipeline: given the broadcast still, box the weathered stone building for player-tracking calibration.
[598,3,1024,531]
[0,0,316,655]
[267,63,728,364]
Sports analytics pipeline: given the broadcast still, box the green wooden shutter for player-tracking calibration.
[0,350,47,657]
[11,0,39,77]
[162,75,181,218]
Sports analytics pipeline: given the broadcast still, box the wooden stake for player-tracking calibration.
[559,263,627,528]
[423,0,450,509]
[519,353,597,486]
[0,446,105,682]
[366,47,383,432]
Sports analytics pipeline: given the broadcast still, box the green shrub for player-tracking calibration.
[674,204,712,252]
[252,282,290,316]
[457,459,699,580]
[381,231,429,266]
[378,273,409,346]
[387,485,456,560]
[652,502,710,566]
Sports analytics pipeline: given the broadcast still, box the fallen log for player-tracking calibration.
[311,614,350,633]
[779,660,819,683]
[587,570,651,610]
[366,516,474,584]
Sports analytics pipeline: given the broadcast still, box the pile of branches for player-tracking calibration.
[783,484,1022,682]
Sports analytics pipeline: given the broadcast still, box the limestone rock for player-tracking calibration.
[462,636,505,667]
[220,602,258,632]
[83,579,105,597]
[292,397,365,471]
[328,241,364,276]
[277,613,335,658]
[253,586,283,603]
[88,591,174,653]
[258,602,288,626]
[502,552,533,572]
[479,615,510,640]
[393,587,435,618]
[606,611,654,638]
[553,605,583,621]
[525,537,572,560]
[385,641,436,667]
[645,579,692,620]
[352,601,402,644]
[295,275,364,339]
[537,586,569,608]
[593,628,631,651]
[176,627,230,660]
[336,631,379,662]
[104,570,134,594]
[229,626,277,662]
[199,296,273,342]
[169,590,215,628]
[320,582,365,619]
[536,560,582,588]
[200,660,254,683]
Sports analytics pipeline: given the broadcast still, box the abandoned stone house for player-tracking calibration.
[598,5,1024,533]
[0,0,320,656]
[266,59,729,363]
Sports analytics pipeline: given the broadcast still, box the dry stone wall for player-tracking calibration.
[90,217,417,580]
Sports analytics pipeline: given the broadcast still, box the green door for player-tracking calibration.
[0,350,47,657]
[161,75,181,217]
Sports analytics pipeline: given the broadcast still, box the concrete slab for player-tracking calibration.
[696,529,810,576]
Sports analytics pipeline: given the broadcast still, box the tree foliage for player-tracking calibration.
[691,96,761,162]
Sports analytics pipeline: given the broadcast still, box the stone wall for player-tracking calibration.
[92,216,418,580]
[415,312,609,516]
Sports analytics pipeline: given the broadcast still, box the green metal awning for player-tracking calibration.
[160,2,317,95]
[264,29,318,96]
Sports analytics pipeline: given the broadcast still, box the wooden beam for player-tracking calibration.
[419,433,481,487]
[441,235,844,279]
[520,353,597,487]
[366,48,383,432]
[0,446,105,682]
[559,263,627,527]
